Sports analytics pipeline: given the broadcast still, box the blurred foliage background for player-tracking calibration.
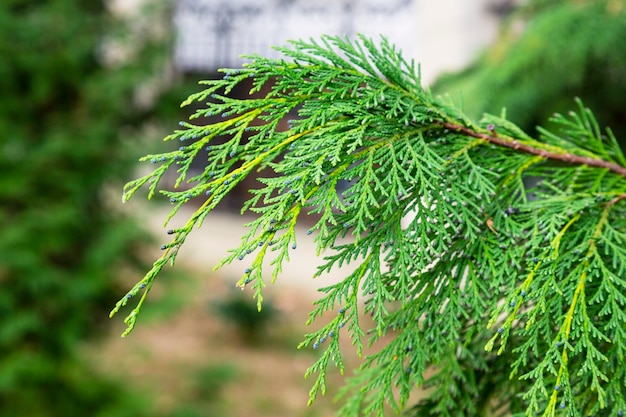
[434,0,626,147]
[0,0,624,416]
[0,1,190,415]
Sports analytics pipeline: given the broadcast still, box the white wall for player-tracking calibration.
[173,0,501,84]
[416,0,500,83]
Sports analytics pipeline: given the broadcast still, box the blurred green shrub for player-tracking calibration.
[212,290,278,344]
[0,1,182,415]
[434,0,626,143]
[169,363,239,417]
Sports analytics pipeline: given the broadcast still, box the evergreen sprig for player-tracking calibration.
[111,35,626,416]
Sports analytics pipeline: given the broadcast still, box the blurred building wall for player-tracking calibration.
[173,0,505,84]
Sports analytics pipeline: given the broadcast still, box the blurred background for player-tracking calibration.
[1,1,624,416]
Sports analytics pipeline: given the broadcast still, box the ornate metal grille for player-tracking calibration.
[174,0,418,71]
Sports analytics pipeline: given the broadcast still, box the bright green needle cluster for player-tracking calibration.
[111,35,626,416]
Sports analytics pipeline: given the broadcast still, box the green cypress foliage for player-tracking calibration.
[115,36,626,416]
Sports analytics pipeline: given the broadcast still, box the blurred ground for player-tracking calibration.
[86,202,367,417]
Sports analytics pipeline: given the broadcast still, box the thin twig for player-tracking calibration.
[606,193,626,208]
[441,122,626,179]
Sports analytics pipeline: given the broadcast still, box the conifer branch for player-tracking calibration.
[114,35,626,416]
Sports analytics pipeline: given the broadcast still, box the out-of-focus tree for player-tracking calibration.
[434,0,626,144]
[0,1,178,415]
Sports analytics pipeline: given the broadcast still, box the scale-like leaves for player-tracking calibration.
[112,36,626,416]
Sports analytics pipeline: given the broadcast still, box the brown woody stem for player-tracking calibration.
[441,122,626,179]
[606,193,626,207]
